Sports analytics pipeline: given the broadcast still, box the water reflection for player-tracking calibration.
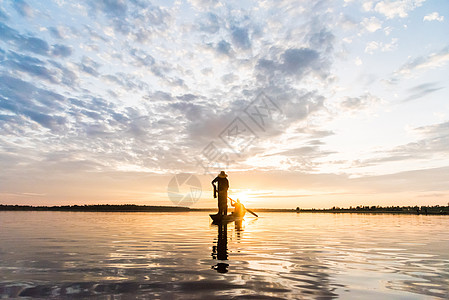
[235,219,243,235]
[0,212,448,299]
[211,223,229,273]
[211,220,245,273]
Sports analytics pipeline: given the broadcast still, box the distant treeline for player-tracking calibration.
[296,205,449,215]
[0,204,191,212]
[2,204,448,215]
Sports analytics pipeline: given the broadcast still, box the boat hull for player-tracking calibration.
[210,213,244,223]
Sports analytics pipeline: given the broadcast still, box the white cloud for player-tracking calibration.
[383,26,393,36]
[365,38,398,54]
[365,41,379,54]
[340,93,381,111]
[381,38,398,52]
[362,16,382,32]
[362,1,374,11]
[423,12,444,22]
[395,48,449,77]
[372,0,426,19]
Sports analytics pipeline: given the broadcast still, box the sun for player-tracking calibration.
[230,191,252,205]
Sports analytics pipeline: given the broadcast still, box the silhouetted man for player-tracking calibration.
[212,171,229,215]
[231,198,246,217]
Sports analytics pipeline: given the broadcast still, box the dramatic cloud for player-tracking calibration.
[0,0,447,207]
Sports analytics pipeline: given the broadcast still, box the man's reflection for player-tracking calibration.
[235,219,243,241]
[211,223,229,273]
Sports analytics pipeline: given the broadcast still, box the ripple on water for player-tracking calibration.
[0,211,448,299]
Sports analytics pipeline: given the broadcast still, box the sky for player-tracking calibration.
[0,0,448,208]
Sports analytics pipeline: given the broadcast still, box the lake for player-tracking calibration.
[0,211,448,299]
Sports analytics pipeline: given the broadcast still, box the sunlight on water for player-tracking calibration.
[0,212,448,299]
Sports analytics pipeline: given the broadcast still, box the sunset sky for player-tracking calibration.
[0,0,448,208]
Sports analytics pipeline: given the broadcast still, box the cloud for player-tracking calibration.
[221,73,238,84]
[198,12,221,34]
[256,47,323,82]
[340,93,381,111]
[78,56,101,77]
[49,27,64,39]
[231,26,251,49]
[91,0,127,18]
[216,40,232,55]
[394,47,449,78]
[423,12,444,22]
[87,0,171,39]
[0,75,68,131]
[0,7,8,20]
[283,49,320,74]
[365,41,379,54]
[414,120,449,138]
[48,60,78,86]
[103,72,149,91]
[51,44,72,57]
[2,51,58,83]
[365,38,397,54]
[361,16,382,32]
[18,36,50,55]
[12,0,33,18]
[353,166,449,193]
[403,82,444,102]
[0,1,335,182]
[0,22,50,55]
[25,110,67,131]
[355,120,449,167]
[0,0,446,208]
[188,0,220,10]
[0,22,16,40]
[266,146,335,158]
[129,48,155,67]
[371,0,426,19]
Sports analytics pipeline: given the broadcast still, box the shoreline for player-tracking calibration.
[1,204,448,215]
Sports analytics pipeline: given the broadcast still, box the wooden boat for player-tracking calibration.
[210,212,244,223]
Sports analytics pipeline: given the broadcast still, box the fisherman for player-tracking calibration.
[231,198,246,218]
[212,171,229,216]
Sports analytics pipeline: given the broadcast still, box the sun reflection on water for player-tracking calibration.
[0,212,448,299]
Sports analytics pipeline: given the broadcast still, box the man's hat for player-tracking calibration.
[218,171,228,178]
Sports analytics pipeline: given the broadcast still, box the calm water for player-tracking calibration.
[0,212,448,299]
